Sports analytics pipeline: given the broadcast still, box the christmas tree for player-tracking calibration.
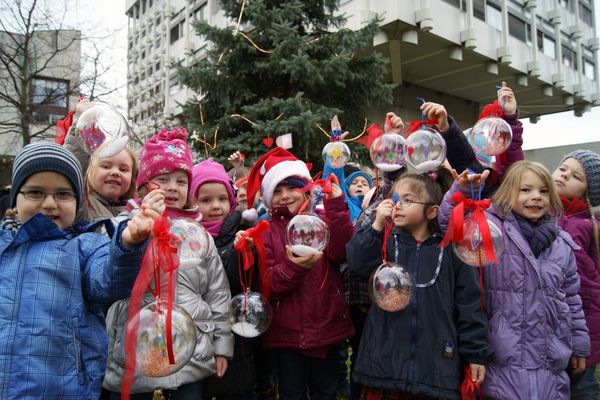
[178,0,394,165]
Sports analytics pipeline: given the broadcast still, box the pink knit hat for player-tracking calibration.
[190,159,238,212]
[136,127,193,190]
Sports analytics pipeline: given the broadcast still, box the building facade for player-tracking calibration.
[0,29,81,185]
[125,0,599,139]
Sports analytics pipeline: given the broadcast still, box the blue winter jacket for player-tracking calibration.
[0,213,145,399]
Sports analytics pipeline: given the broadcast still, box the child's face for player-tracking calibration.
[552,158,587,201]
[16,171,76,229]
[512,170,550,221]
[237,185,247,209]
[91,150,133,201]
[391,181,436,231]
[151,170,188,209]
[196,182,231,222]
[348,176,370,197]
[271,184,304,215]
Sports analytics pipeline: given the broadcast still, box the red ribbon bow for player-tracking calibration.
[121,214,180,400]
[440,192,497,264]
[234,220,272,299]
[460,366,484,400]
[404,118,439,136]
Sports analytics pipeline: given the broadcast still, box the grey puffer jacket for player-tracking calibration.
[103,218,234,393]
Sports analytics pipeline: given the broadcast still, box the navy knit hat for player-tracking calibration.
[10,143,83,208]
[561,150,600,207]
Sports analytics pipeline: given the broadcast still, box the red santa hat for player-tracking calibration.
[246,147,312,209]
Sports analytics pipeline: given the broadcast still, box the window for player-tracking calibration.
[155,37,161,49]
[156,16,161,25]
[562,45,577,69]
[141,49,146,60]
[170,21,184,44]
[191,3,207,21]
[579,3,593,26]
[509,14,530,43]
[30,77,69,125]
[169,76,180,95]
[583,59,595,80]
[155,60,161,72]
[473,0,485,21]
[537,31,556,58]
[486,3,502,31]
[559,0,573,11]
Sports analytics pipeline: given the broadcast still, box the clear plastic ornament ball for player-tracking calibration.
[369,262,415,312]
[468,117,512,156]
[322,141,351,169]
[75,103,131,157]
[453,215,504,267]
[286,212,330,256]
[127,300,197,377]
[229,290,273,338]
[369,133,406,172]
[169,218,210,267]
[404,128,447,173]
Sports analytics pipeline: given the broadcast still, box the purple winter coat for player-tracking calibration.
[558,210,600,366]
[261,195,355,351]
[439,184,590,400]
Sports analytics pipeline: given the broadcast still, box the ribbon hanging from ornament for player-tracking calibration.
[121,214,181,400]
[460,366,484,400]
[234,220,272,299]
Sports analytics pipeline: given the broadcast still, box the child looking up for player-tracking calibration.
[440,161,590,399]
[552,150,600,398]
[239,147,355,400]
[347,169,489,399]
[0,143,155,399]
[103,128,233,399]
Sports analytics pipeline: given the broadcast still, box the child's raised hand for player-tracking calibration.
[141,189,166,215]
[122,205,161,247]
[372,198,394,232]
[469,363,486,384]
[420,102,449,132]
[498,81,517,115]
[570,355,586,375]
[385,112,404,134]
[234,230,254,248]
[451,169,490,190]
[227,151,245,168]
[285,245,323,269]
[326,173,343,199]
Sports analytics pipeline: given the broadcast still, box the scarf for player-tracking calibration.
[513,212,558,258]
[201,220,223,238]
[560,195,589,216]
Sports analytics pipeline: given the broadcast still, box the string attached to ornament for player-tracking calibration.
[460,365,484,400]
[234,220,272,299]
[121,213,181,400]
[322,116,351,169]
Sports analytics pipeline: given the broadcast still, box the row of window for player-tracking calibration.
[443,0,596,80]
[30,77,69,125]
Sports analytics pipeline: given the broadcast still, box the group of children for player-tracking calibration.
[0,83,599,400]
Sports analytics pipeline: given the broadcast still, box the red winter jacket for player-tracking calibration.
[261,195,355,351]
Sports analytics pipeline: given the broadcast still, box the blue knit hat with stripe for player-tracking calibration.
[10,142,83,207]
[561,150,600,207]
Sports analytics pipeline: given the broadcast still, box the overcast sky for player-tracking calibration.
[71,0,600,150]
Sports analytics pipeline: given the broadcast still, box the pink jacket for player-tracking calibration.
[261,195,355,350]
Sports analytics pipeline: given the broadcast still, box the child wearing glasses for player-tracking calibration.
[0,143,157,399]
[346,168,490,400]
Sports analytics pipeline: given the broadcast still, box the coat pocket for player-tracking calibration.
[70,316,89,385]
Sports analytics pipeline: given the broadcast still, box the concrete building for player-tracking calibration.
[0,29,81,185]
[525,140,600,169]
[125,0,598,139]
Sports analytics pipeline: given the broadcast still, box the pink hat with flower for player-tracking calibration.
[136,127,193,191]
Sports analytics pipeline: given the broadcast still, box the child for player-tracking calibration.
[440,161,590,399]
[190,158,258,400]
[344,170,373,223]
[0,142,155,399]
[552,150,600,398]
[346,169,490,399]
[83,148,137,221]
[103,128,234,399]
[240,147,355,400]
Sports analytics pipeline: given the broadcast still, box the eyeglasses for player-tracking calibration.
[19,189,76,202]
[392,193,432,208]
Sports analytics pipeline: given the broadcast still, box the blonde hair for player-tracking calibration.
[86,147,138,201]
[492,160,562,218]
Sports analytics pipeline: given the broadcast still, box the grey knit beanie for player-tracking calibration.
[560,150,600,207]
[9,143,83,208]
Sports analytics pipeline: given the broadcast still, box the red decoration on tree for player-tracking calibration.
[262,137,274,148]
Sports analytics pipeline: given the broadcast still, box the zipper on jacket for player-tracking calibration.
[406,243,421,390]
